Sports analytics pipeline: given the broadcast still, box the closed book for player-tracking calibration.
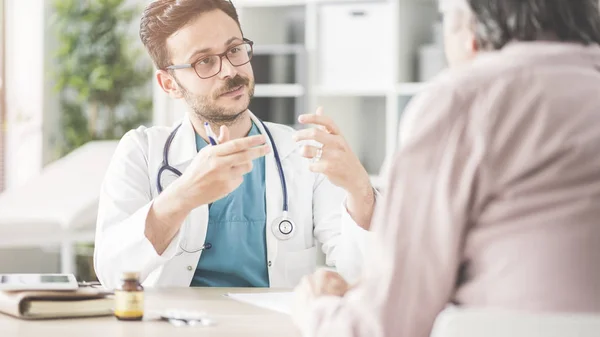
[0,288,114,319]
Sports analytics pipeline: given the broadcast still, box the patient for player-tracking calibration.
[292,0,600,336]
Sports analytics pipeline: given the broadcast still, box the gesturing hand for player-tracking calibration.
[293,108,375,229]
[175,126,271,210]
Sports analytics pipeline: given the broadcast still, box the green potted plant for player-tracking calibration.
[51,0,153,281]
[52,0,152,156]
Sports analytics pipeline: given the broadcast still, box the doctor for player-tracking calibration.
[94,0,376,290]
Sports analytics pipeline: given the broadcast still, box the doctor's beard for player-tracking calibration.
[177,75,255,126]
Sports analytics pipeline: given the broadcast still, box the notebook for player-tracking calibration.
[0,288,114,319]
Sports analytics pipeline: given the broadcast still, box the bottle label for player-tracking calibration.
[114,290,144,318]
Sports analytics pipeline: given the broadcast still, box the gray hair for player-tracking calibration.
[466,0,600,50]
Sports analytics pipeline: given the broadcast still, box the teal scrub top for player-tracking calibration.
[190,122,270,287]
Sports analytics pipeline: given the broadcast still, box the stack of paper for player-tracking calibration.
[225,292,293,315]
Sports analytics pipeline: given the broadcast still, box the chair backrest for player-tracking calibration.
[430,307,600,337]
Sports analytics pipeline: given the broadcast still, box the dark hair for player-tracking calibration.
[139,0,242,70]
[466,0,600,50]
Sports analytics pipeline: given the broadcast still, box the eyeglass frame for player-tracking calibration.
[165,38,254,79]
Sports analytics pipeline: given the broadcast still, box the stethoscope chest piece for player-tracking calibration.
[271,214,295,241]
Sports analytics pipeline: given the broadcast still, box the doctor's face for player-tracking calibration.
[163,10,255,125]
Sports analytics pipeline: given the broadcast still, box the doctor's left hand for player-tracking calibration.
[293,107,375,230]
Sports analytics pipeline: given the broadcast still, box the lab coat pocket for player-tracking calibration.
[284,246,317,287]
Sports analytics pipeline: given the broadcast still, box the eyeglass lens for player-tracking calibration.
[194,43,252,78]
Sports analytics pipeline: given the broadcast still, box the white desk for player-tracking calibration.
[0,288,301,337]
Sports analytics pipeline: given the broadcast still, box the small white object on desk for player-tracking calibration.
[0,273,79,291]
[158,309,216,327]
[225,292,294,315]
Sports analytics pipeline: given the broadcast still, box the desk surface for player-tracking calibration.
[0,287,301,337]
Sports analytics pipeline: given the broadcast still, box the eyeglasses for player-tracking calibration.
[166,38,254,79]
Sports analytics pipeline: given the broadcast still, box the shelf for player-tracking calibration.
[315,85,391,97]
[234,0,308,7]
[254,84,305,97]
[235,0,389,8]
[315,83,426,97]
[313,0,389,4]
[396,82,427,96]
[253,44,306,55]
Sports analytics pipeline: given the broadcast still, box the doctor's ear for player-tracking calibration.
[156,70,184,99]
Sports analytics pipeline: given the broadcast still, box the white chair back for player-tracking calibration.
[431,307,600,337]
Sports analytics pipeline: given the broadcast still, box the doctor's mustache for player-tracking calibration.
[213,75,251,98]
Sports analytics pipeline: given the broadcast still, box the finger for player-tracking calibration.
[300,145,320,159]
[297,108,340,135]
[293,128,337,144]
[308,160,328,174]
[315,106,324,116]
[231,161,253,175]
[219,144,271,167]
[313,107,326,131]
[218,125,230,143]
[213,134,266,156]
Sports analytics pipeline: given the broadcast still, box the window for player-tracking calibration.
[0,0,5,192]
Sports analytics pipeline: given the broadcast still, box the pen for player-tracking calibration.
[204,122,219,146]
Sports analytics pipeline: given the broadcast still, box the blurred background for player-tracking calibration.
[0,0,446,282]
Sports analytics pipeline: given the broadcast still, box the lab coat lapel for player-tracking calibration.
[155,115,197,191]
[168,114,198,167]
[164,113,209,258]
[250,113,297,285]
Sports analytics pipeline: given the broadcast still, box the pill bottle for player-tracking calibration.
[114,272,144,321]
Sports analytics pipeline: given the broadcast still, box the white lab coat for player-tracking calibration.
[94,112,368,290]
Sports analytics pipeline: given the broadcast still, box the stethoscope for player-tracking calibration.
[156,119,296,253]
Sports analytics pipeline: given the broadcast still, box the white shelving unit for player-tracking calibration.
[239,0,440,177]
[153,0,442,178]
[254,84,305,97]
[396,82,427,96]
[315,85,389,97]
[234,0,308,7]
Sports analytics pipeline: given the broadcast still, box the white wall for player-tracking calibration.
[4,0,45,189]
[0,248,59,274]
[1,0,63,272]
[42,1,61,166]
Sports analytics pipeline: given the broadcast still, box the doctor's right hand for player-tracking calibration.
[172,128,271,210]
[146,126,270,255]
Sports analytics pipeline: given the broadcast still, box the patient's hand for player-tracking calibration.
[292,269,350,325]
[311,268,350,297]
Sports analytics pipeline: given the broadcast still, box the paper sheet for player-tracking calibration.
[226,292,293,315]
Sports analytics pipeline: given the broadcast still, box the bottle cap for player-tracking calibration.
[121,272,140,281]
